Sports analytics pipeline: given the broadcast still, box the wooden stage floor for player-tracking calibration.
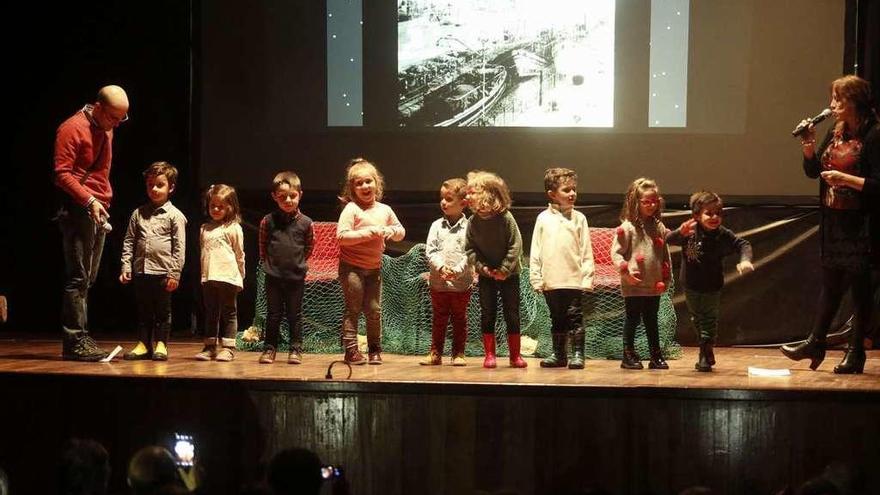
[1,340,877,394]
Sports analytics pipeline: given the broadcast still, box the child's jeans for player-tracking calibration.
[339,261,382,352]
[264,275,304,351]
[543,289,582,335]
[684,289,721,342]
[134,274,172,345]
[203,280,239,348]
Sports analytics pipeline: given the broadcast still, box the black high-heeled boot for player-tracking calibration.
[834,348,866,374]
[781,335,826,370]
[620,346,643,370]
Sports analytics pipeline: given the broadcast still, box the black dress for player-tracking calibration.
[804,117,880,270]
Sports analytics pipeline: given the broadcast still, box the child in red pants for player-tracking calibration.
[421,178,474,366]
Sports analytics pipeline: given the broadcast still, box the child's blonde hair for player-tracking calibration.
[466,170,512,215]
[339,158,384,204]
[441,178,467,201]
[620,177,663,224]
[204,184,241,224]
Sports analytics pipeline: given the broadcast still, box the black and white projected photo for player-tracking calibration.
[397,0,614,127]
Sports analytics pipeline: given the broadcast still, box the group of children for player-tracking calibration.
[117,158,753,372]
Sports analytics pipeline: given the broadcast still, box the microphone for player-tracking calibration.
[791,108,832,137]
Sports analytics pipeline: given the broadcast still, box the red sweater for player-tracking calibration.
[54,110,114,208]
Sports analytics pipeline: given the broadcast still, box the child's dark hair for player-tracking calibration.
[544,167,578,192]
[339,157,384,204]
[689,191,723,216]
[204,184,241,224]
[272,171,302,193]
[441,178,467,200]
[143,161,178,187]
[620,177,663,223]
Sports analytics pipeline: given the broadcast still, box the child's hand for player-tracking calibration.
[679,219,697,237]
[370,226,386,239]
[165,278,180,292]
[622,270,643,286]
[440,266,454,280]
[492,270,508,281]
[736,260,755,274]
[383,227,396,239]
[119,272,132,284]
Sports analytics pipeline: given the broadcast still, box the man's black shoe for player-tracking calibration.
[62,335,108,362]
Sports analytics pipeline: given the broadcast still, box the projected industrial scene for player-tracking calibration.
[397,0,614,127]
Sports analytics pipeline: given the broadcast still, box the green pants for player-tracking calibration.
[685,289,721,341]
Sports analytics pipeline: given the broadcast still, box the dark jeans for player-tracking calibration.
[811,266,873,349]
[478,274,520,335]
[264,275,304,351]
[430,289,471,355]
[134,274,172,345]
[59,206,106,340]
[339,261,382,352]
[685,289,721,342]
[543,289,583,335]
[623,296,661,349]
[203,281,239,348]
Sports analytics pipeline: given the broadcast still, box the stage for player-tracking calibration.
[1,341,878,392]
[1,340,878,495]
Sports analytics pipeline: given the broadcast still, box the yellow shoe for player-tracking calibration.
[124,342,151,360]
[420,351,441,366]
[452,354,467,366]
[153,341,168,361]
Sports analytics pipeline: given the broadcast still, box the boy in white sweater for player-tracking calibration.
[529,168,594,369]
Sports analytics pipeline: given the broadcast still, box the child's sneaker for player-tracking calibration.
[259,346,276,364]
[288,350,302,364]
[420,350,441,366]
[452,354,467,366]
[216,348,235,362]
[195,346,216,361]
[152,341,168,361]
[344,348,366,365]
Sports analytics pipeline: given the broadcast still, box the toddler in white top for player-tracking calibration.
[529,168,594,369]
[197,184,245,361]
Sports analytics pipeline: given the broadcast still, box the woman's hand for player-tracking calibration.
[798,120,817,158]
[820,170,860,189]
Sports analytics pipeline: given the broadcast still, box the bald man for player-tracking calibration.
[54,85,129,360]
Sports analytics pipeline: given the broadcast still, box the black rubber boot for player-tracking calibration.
[568,329,585,370]
[540,333,568,368]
